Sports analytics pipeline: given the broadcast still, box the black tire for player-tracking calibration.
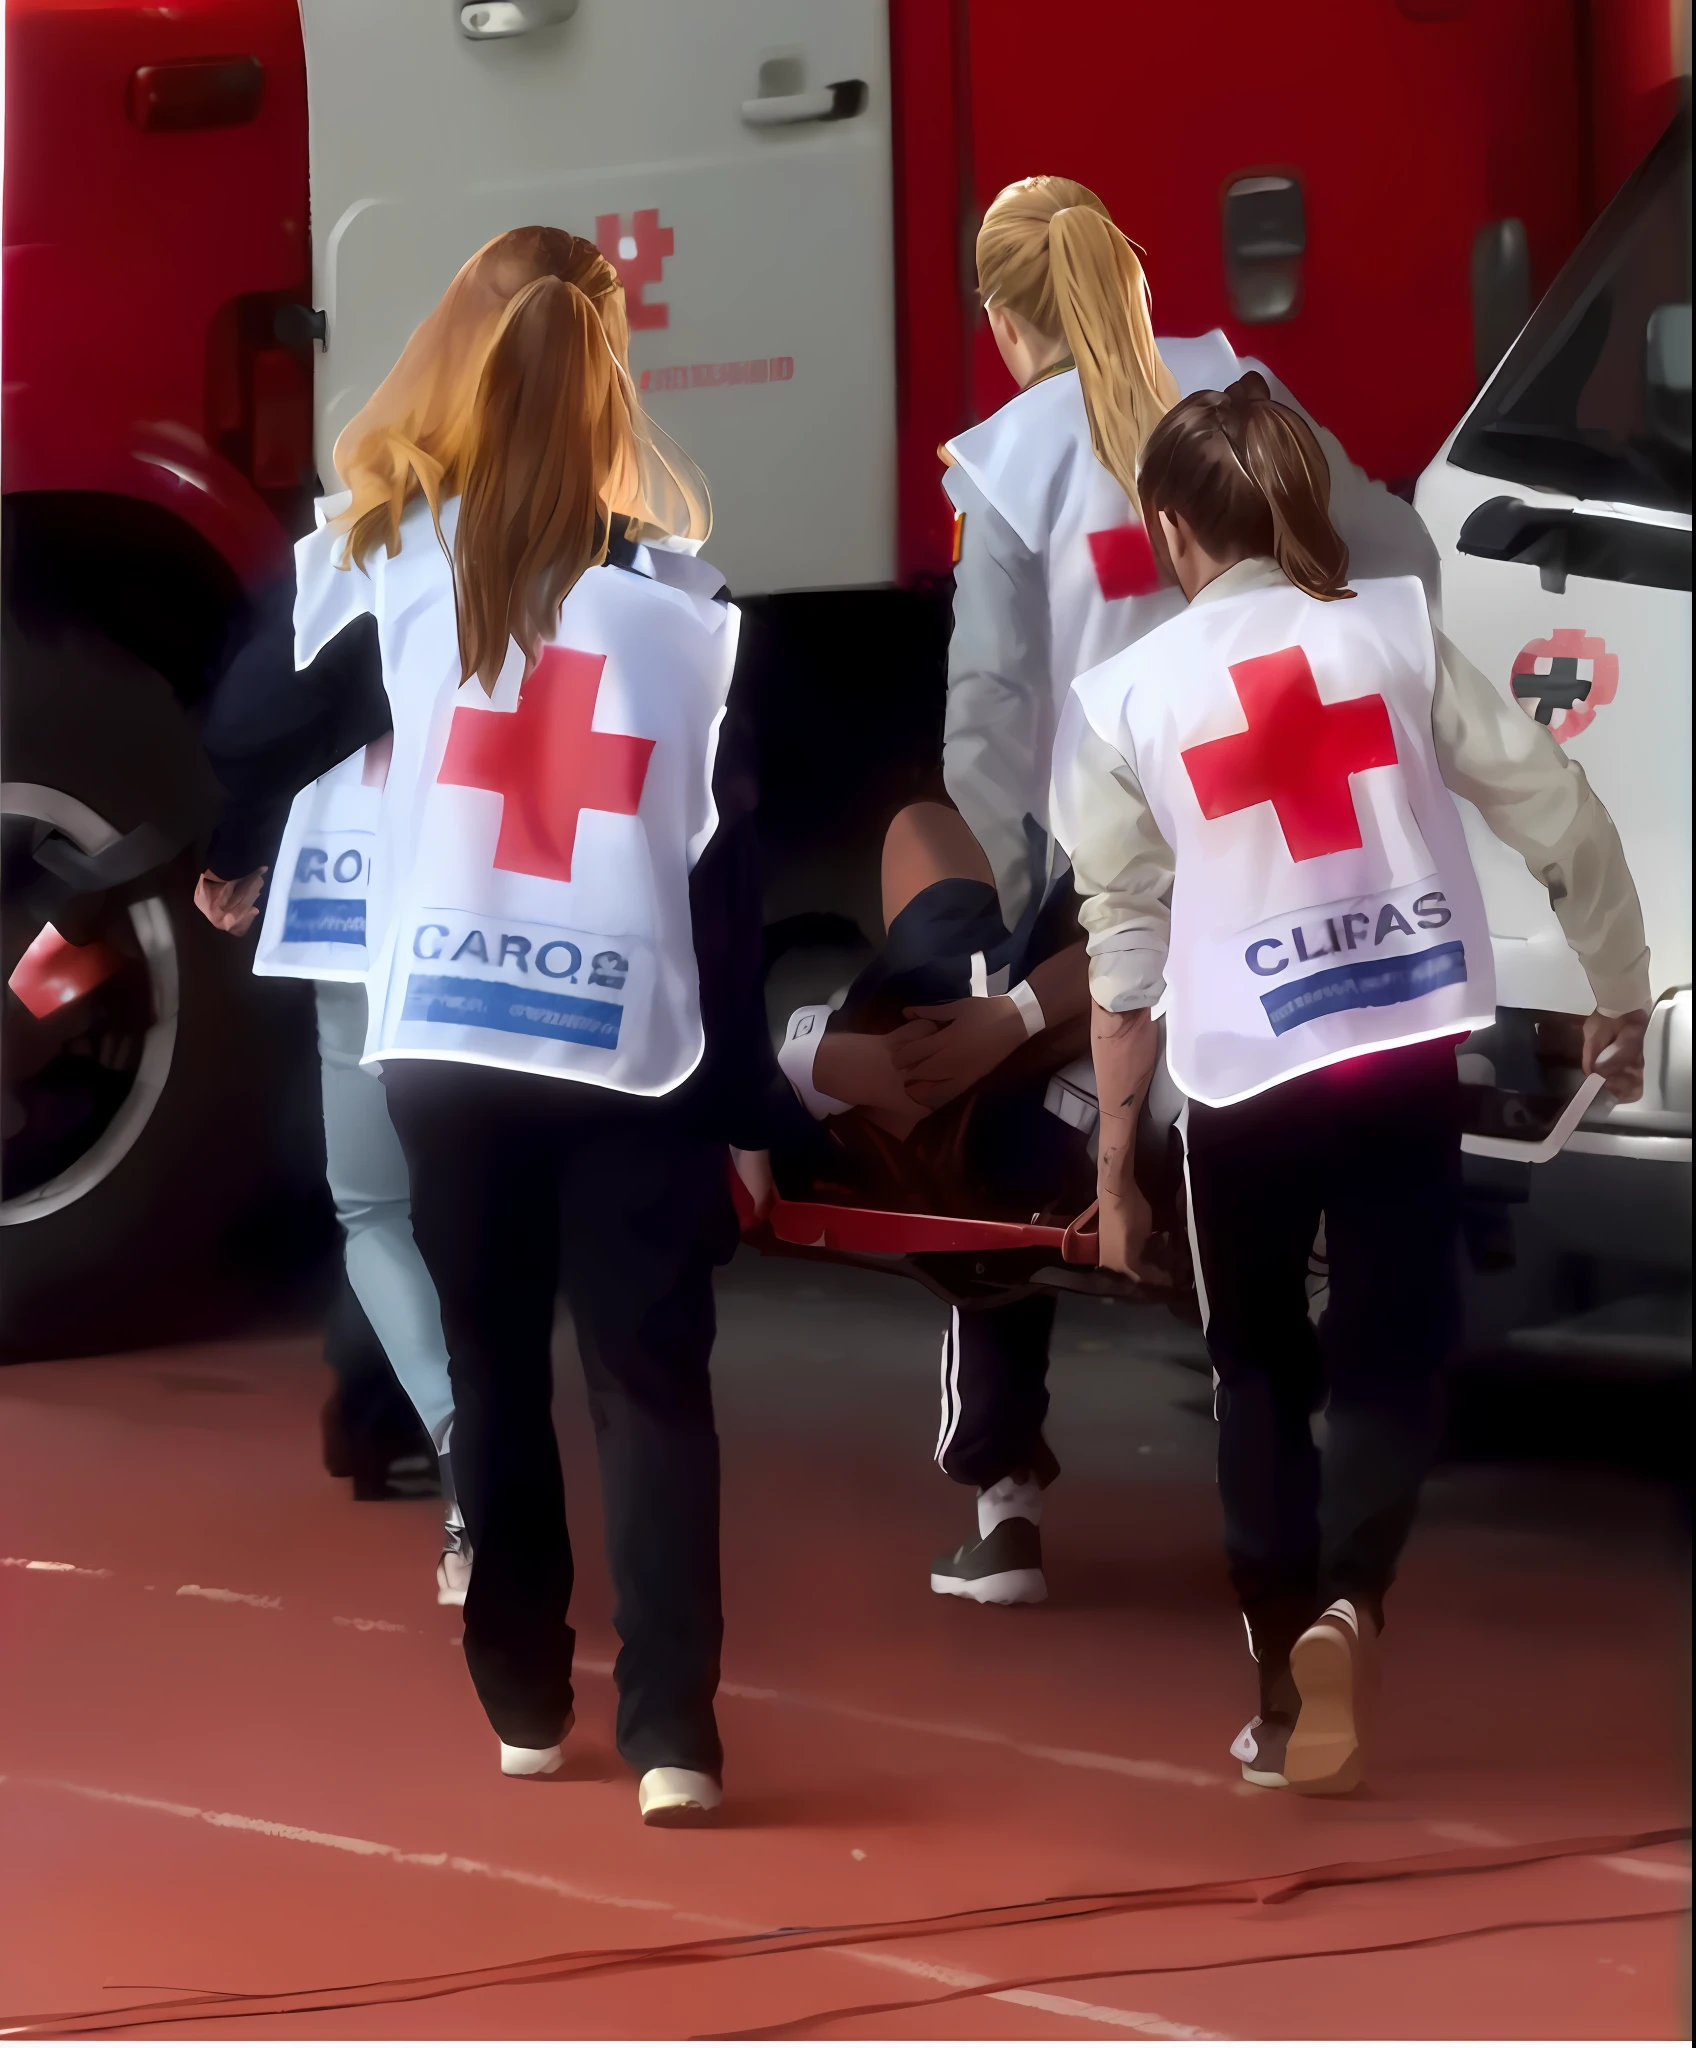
[1,618,334,1360]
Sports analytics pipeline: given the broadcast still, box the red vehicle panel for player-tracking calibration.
[2,0,310,585]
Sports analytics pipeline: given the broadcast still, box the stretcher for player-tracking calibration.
[730,1173,1179,1312]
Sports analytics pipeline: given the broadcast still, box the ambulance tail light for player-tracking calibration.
[204,292,316,507]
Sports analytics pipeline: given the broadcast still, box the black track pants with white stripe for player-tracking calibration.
[933,1295,1057,1488]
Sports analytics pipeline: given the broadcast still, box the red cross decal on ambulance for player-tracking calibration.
[437,647,654,884]
[1181,645,1398,861]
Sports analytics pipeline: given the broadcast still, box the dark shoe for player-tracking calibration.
[930,1516,1047,1604]
[1285,1599,1377,1795]
[320,1392,355,1480]
[1231,1712,1293,1786]
[350,1446,442,1502]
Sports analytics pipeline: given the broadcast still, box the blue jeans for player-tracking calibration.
[315,980,455,1458]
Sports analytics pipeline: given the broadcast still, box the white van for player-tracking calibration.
[1414,105,1691,1371]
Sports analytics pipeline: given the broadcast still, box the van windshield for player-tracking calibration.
[1452,103,1691,516]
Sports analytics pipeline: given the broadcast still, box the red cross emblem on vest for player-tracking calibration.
[1087,522,1161,600]
[437,647,654,885]
[1180,645,1398,862]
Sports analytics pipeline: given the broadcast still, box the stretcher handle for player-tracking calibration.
[1061,1199,1100,1266]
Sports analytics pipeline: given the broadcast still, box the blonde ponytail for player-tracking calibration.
[976,176,1180,498]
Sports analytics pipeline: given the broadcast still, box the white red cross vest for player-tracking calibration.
[291,494,738,1094]
[944,335,1253,703]
[1069,574,1495,1107]
[942,332,1256,893]
[252,737,390,981]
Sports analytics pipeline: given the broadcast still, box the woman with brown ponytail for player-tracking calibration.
[1053,374,1650,1794]
[775,175,1437,1611]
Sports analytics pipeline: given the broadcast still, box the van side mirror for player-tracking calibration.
[1646,303,1692,451]
[1470,220,1530,386]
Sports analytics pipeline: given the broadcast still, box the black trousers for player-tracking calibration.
[384,1061,739,1775]
[934,1294,1058,1490]
[1185,1039,1462,1708]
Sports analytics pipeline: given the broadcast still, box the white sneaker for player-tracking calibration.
[499,1710,574,1779]
[637,1766,721,1826]
[437,1507,472,1607]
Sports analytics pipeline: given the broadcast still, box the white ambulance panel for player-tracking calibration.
[300,0,896,596]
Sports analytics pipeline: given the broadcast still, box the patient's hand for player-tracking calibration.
[814,1023,938,1134]
[894,995,1027,1110]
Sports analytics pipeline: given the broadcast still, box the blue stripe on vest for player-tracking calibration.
[401,973,623,1050]
[283,898,366,945]
[1261,940,1468,1037]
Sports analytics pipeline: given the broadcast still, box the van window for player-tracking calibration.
[1451,105,1691,515]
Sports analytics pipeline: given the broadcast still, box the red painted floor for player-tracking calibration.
[0,1254,1688,2039]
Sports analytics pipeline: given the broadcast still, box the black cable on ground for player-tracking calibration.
[1,1824,1686,2038]
[694,1905,1689,2040]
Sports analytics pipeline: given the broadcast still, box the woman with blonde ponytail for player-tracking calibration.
[194,230,792,1827]
[853,173,1437,1611]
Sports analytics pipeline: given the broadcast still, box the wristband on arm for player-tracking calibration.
[1006,979,1046,1039]
[777,1004,853,1121]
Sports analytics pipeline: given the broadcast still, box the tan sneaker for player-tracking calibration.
[638,1767,722,1827]
[1286,1599,1378,1794]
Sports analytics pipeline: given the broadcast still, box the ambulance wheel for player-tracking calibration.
[0,619,331,1361]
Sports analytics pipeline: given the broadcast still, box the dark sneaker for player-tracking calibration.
[1286,1598,1377,1795]
[930,1517,1047,1604]
[1231,1713,1293,1786]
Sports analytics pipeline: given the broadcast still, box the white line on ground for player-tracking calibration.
[1597,1854,1692,1885]
[573,1657,1224,1790]
[13,1555,1223,1792]
[845,1947,1226,2037]
[1,1557,113,1578]
[1000,1988,1227,2039]
[4,1776,1215,2038]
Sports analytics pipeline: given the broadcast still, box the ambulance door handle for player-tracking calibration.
[458,0,579,40]
[740,80,867,127]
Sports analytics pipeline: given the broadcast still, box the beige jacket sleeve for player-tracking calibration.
[1433,632,1651,1016]
[1049,691,1175,1015]
[1052,629,1654,1022]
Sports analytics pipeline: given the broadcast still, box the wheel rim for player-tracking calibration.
[0,782,179,1224]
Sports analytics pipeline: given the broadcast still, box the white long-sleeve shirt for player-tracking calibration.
[1053,557,1653,1021]
[941,335,1440,924]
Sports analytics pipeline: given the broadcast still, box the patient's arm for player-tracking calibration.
[894,942,1090,1111]
[812,1022,937,1139]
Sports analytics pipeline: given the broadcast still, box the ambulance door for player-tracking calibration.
[1414,108,1691,1118]
[299,0,895,596]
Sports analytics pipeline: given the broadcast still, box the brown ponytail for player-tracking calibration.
[452,274,640,693]
[1136,372,1353,601]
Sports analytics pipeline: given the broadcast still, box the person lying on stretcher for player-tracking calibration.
[770,798,1174,1273]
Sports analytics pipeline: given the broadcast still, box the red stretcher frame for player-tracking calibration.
[726,1164,1175,1311]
